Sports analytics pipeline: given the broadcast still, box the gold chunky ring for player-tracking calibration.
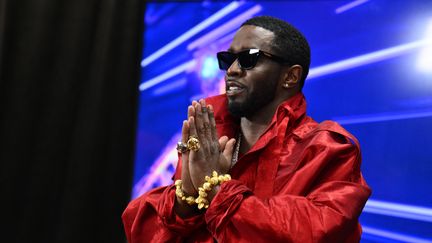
[176,142,188,153]
[187,135,200,152]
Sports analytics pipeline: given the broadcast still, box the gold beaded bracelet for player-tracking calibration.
[174,180,196,205]
[195,171,231,210]
[175,171,231,209]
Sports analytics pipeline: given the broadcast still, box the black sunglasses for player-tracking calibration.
[216,48,289,71]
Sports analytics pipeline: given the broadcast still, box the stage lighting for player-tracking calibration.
[416,19,432,73]
[141,2,241,67]
[201,56,219,79]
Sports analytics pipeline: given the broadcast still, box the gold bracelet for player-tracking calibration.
[195,171,231,209]
[174,180,196,205]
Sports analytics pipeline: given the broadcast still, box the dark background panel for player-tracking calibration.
[0,0,143,242]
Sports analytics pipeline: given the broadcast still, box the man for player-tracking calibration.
[122,16,371,242]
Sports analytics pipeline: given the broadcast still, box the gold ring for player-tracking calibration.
[187,135,200,152]
[176,142,188,153]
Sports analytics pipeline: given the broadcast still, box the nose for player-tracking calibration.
[226,59,243,77]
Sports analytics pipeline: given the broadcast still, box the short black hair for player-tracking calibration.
[241,16,310,89]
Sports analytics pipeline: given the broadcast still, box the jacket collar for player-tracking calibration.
[206,92,307,140]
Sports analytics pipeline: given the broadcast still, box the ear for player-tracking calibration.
[282,65,303,89]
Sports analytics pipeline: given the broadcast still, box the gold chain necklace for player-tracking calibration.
[231,132,242,168]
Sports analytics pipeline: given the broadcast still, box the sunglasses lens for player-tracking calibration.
[238,50,259,69]
[217,52,237,71]
[216,50,260,71]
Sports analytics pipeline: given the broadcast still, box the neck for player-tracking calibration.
[239,98,279,153]
[237,91,300,153]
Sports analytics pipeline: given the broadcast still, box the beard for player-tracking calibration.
[227,78,278,118]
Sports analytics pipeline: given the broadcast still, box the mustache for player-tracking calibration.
[225,79,246,88]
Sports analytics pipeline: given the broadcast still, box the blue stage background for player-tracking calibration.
[135,1,432,242]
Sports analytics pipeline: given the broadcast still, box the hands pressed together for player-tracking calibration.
[175,99,236,216]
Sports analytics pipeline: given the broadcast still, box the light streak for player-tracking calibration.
[364,199,432,223]
[362,226,432,243]
[416,19,432,73]
[308,40,428,80]
[335,0,370,14]
[187,4,262,50]
[141,2,242,67]
[139,60,196,91]
[152,78,187,96]
[334,110,432,125]
[142,37,429,91]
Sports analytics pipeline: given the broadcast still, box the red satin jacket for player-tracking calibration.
[122,93,371,243]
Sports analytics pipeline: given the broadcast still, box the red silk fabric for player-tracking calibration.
[122,93,371,243]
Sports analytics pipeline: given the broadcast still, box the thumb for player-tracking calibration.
[218,136,229,151]
[222,138,237,161]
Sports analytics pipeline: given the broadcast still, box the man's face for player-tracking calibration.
[225,25,283,118]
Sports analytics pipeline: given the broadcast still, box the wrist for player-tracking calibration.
[195,171,231,209]
[174,190,202,218]
[207,185,220,202]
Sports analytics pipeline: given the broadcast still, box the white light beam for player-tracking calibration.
[308,40,429,80]
[187,4,262,51]
[139,60,196,91]
[335,0,370,14]
[141,2,242,67]
[364,199,432,223]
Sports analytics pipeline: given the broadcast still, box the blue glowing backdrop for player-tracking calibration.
[135,1,432,242]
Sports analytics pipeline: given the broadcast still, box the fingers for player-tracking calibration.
[180,120,190,160]
[188,100,219,158]
[201,99,220,155]
[181,120,189,144]
[208,104,218,141]
[194,102,210,148]
[180,120,195,194]
[188,105,195,121]
[194,99,217,154]
[218,137,236,173]
[188,102,208,154]
[188,116,201,155]
[199,100,212,141]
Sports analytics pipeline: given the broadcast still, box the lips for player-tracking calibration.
[226,81,245,96]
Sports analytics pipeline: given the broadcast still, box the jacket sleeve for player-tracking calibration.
[122,155,207,243]
[205,131,371,243]
[122,184,207,243]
